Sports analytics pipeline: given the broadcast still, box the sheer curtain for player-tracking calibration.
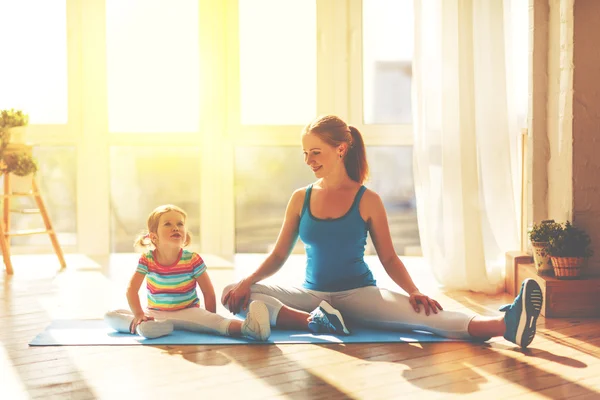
[412,0,527,293]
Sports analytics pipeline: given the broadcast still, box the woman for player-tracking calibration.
[222,115,542,348]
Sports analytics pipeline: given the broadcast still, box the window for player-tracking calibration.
[238,0,316,125]
[234,146,419,255]
[106,0,200,133]
[362,0,413,124]
[109,146,201,252]
[0,0,67,123]
[4,1,420,258]
[8,147,76,247]
[234,146,313,253]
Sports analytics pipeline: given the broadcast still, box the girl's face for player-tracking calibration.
[154,210,186,248]
[302,133,345,178]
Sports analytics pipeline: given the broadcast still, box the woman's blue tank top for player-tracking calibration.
[299,184,376,292]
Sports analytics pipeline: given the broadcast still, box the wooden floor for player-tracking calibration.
[2,254,600,400]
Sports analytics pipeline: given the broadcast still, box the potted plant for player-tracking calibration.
[0,152,38,193]
[546,221,593,279]
[0,108,29,144]
[528,219,561,275]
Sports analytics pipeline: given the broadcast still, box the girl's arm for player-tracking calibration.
[222,188,305,314]
[364,190,442,315]
[126,272,154,332]
[126,272,147,316]
[195,271,216,313]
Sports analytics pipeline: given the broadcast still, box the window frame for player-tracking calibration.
[14,0,415,259]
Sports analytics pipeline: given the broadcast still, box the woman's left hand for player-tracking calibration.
[409,291,443,315]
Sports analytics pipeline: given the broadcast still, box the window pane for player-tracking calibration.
[239,0,316,125]
[106,0,200,133]
[366,146,420,255]
[508,0,529,128]
[9,146,76,246]
[363,0,413,124]
[110,146,200,252]
[0,0,67,124]
[235,146,313,253]
[234,146,420,255]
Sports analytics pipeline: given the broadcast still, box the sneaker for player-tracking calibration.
[136,320,174,339]
[308,300,350,336]
[242,300,271,341]
[500,278,543,348]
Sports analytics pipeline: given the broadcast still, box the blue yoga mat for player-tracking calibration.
[29,319,462,346]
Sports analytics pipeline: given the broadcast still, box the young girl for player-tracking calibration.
[105,204,270,341]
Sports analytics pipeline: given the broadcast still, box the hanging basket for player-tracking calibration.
[550,256,585,279]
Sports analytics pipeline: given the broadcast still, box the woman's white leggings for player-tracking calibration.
[222,283,475,340]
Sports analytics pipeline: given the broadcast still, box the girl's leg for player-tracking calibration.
[221,283,325,330]
[149,303,271,341]
[104,309,173,339]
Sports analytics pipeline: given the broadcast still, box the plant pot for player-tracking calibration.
[9,173,33,194]
[6,126,28,144]
[550,256,585,279]
[531,241,553,276]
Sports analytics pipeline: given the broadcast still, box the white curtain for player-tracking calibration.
[412,0,527,293]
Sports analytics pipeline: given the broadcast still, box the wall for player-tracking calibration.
[531,0,600,274]
[572,0,600,272]
[546,0,573,223]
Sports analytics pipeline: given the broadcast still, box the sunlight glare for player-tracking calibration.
[0,344,28,399]
[239,0,316,125]
[0,0,67,123]
[106,0,200,133]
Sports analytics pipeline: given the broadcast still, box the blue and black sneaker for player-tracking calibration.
[500,278,543,348]
[308,300,351,336]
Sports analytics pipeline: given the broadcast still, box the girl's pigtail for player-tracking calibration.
[133,232,154,252]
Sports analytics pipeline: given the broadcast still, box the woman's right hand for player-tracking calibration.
[130,313,154,334]
[222,279,252,315]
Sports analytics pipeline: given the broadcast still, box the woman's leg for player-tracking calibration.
[221,283,325,330]
[331,280,542,347]
[468,316,505,338]
[330,287,480,340]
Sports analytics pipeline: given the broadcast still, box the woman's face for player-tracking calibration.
[302,133,344,178]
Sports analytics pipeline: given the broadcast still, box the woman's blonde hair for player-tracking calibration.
[133,204,192,251]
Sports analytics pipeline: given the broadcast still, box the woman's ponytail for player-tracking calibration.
[345,126,369,184]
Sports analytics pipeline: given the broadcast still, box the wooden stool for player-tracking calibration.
[0,148,66,274]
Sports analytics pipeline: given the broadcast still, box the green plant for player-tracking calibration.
[0,109,29,129]
[1,152,38,176]
[529,219,561,243]
[546,221,593,258]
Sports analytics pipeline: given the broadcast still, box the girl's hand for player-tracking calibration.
[409,291,443,316]
[130,313,154,334]
[222,279,252,315]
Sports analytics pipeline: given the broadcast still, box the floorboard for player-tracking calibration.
[1,254,599,399]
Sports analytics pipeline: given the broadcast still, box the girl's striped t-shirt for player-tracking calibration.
[136,249,206,311]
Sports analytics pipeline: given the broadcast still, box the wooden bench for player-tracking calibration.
[506,251,600,317]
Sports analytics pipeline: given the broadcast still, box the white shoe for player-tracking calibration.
[136,320,174,339]
[241,301,271,341]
